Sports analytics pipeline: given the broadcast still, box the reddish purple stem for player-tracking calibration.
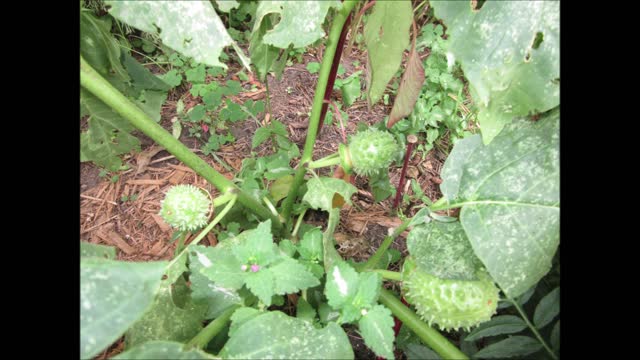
[392,138,416,209]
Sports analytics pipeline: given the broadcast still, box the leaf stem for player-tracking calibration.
[80,56,286,235]
[371,269,402,281]
[187,304,241,349]
[280,1,358,222]
[378,288,468,360]
[359,217,412,271]
[308,152,341,169]
[291,207,308,242]
[509,295,558,360]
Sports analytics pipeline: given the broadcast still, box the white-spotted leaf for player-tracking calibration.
[358,305,395,359]
[113,341,218,359]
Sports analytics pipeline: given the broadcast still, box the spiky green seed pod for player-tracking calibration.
[402,257,499,332]
[343,128,399,176]
[159,185,212,232]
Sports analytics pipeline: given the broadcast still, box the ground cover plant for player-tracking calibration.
[80,1,560,359]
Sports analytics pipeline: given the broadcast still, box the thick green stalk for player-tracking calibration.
[371,269,402,281]
[281,0,358,222]
[187,304,241,349]
[379,289,468,360]
[80,56,284,233]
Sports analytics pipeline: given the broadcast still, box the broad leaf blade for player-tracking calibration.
[220,311,354,359]
[271,257,320,295]
[358,305,395,359]
[389,25,425,128]
[533,287,559,329]
[105,1,235,69]
[441,110,560,297]
[405,343,441,360]
[325,262,359,309]
[464,315,526,342]
[302,177,357,212]
[431,1,559,144]
[80,11,129,81]
[113,341,218,359]
[80,258,167,359]
[472,336,542,359]
[440,134,482,201]
[80,242,116,259]
[125,282,204,348]
[407,222,480,280]
[364,0,412,105]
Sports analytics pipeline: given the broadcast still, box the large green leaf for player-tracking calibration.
[407,222,481,281]
[220,311,354,359]
[252,1,341,49]
[125,282,204,348]
[80,242,116,259]
[431,1,560,144]
[113,341,218,359]
[105,1,236,69]
[249,13,281,81]
[363,0,412,105]
[80,258,167,359]
[80,11,129,81]
[440,109,559,298]
[80,89,140,171]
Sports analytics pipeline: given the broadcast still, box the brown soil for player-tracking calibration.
[81,39,451,360]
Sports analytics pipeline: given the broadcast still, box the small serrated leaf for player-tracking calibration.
[271,258,320,295]
[302,177,357,212]
[325,262,359,309]
[358,305,395,359]
[472,336,542,359]
[245,268,276,306]
[464,315,527,342]
[533,287,559,329]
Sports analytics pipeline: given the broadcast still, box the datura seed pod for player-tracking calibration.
[402,257,500,332]
[340,128,399,176]
[159,184,212,231]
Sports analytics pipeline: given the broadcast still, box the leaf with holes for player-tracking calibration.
[220,311,354,359]
[389,24,425,128]
[122,53,171,92]
[105,0,238,69]
[80,89,141,171]
[431,1,559,144]
[134,90,168,123]
[80,11,129,82]
[113,341,218,359]
[364,0,412,105]
[252,1,341,49]
[80,258,166,359]
[302,177,357,212]
[440,109,559,298]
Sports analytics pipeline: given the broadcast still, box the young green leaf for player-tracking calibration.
[364,0,412,105]
[302,177,357,212]
[296,297,317,323]
[80,242,116,259]
[550,320,560,353]
[440,110,559,298]
[340,72,362,107]
[160,69,182,87]
[189,105,206,122]
[306,61,321,74]
[533,287,559,329]
[325,262,360,309]
[270,175,294,202]
[471,336,542,358]
[252,126,272,149]
[271,258,320,294]
[80,258,167,359]
[113,341,217,359]
[105,1,236,69]
[186,64,207,83]
[298,228,323,261]
[464,315,527,342]
[358,304,395,359]
[220,311,354,359]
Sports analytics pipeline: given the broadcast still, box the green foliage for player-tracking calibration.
[80,242,116,259]
[114,341,218,359]
[302,177,357,212]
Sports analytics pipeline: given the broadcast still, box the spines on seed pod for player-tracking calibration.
[341,128,399,176]
[159,184,212,232]
[402,257,500,332]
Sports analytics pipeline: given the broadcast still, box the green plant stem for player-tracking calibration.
[187,304,241,349]
[359,217,413,271]
[291,208,308,242]
[509,296,558,360]
[371,269,402,281]
[308,152,341,169]
[174,233,186,258]
[379,288,468,360]
[80,56,285,234]
[280,0,358,222]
